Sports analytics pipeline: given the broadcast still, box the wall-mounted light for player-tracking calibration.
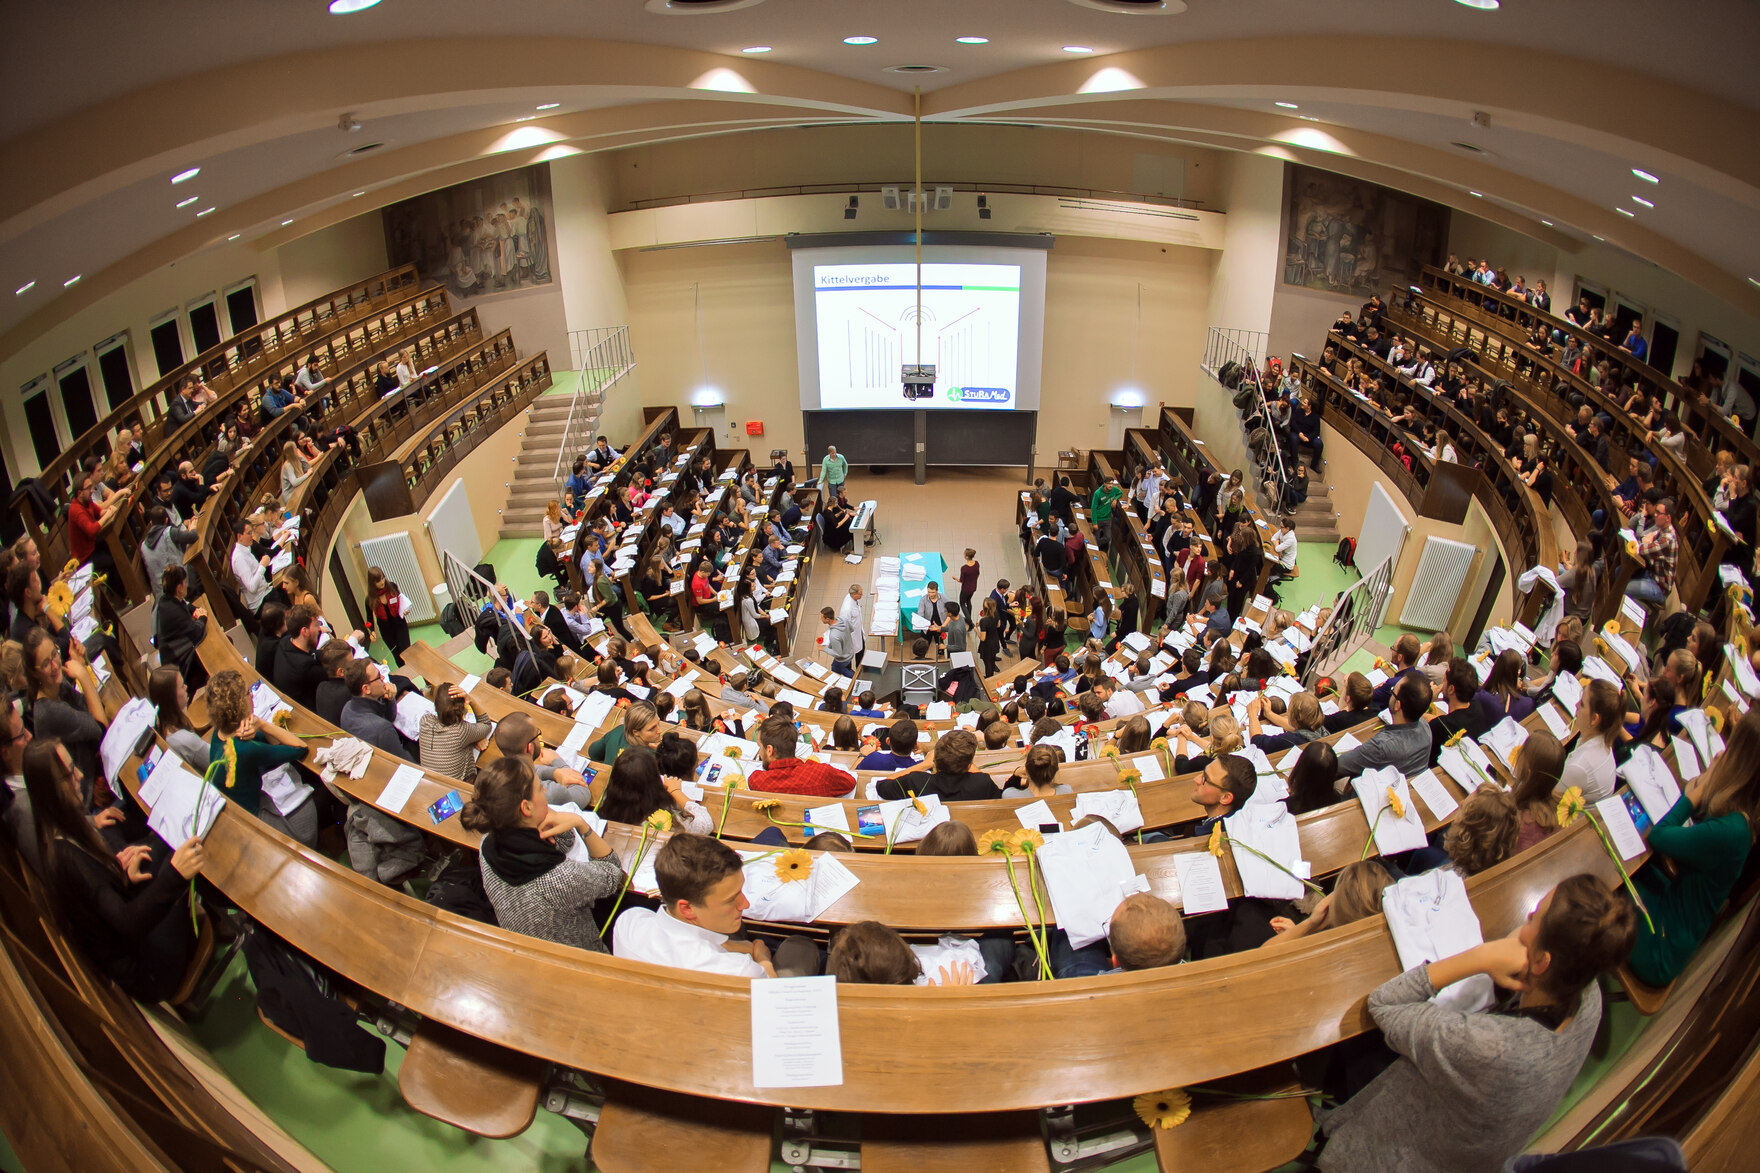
[691,386,726,409]
[1110,387,1146,409]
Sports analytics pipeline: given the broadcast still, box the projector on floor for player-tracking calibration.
[902,364,936,401]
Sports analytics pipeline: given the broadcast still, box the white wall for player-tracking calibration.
[551,152,646,444]
[276,216,388,308]
[1204,152,1286,341]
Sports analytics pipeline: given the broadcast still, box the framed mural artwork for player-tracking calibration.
[1283,166,1449,295]
[382,164,556,301]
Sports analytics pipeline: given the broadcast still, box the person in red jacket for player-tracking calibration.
[745,713,856,798]
[67,475,123,569]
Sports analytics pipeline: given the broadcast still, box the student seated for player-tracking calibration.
[1317,874,1637,1173]
[1284,741,1343,815]
[1441,787,1520,877]
[1336,675,1433,780]
[1427,658,1489,765]
[1186,753,1257,837]
[827,921,977,986]
[1001,744,1073,799]
[460,755,625,950]
[1369,633,1424,710]
[596,745,712,834]
[588,700,663,764]
[1560,678,1620,801]
[492,713,594,806]
[23,739,207,1002]
[614,833,817,977]
[1262,860,1392,946]
[1323,671,1377,733]
[856,718,921,771]
[205,669,318,845]
[746,713,857,797]
[1511,731,1567,852]
[1050,892,1187,978]
[1625,709,1760,987]
[875,729,998,803]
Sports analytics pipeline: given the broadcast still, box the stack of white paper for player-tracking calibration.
[392,692,438,741]
[1224,804,1310,901]
[1618,744,1682,822]
[1034,821,1141,948]
[1383,868,1493,1013]
[1352,767,1429,855]
[1071,789,1144,834]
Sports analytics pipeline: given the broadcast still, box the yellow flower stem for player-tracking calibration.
[1587,809,1656,934]
[602,825,651,928]
[1226,832,1324,895]
[1002,854,1052,980]
[1023,846,1055,979]
[1360,803,1391,861]
[715,782,736,838]
[1123,776,1144,845]
[1186,1086,1320,1102]
[884,816,906,855]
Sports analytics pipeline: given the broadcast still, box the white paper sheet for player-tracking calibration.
[1670,736,1701,781]
[1013,798,1059,830]
[804,804,852,837]
[1070,789,1144,834]
[1405,768,1459,820]
[392,692,437,741]
[575,690,618,732]
[1352,767,1429,855]
[1595,795,1647,861]
[1172,852,1229,914]
[1537,703,1573,742]
[1034,821,1140,948]
[142,753,223,845]
[1224,803,1309,901]
[377,763,425,813]
[750,975,844,1089]
[1617,745,1682,823]
[804,853,861,921]
[99,697,157,785]
[1332,732,1362,754]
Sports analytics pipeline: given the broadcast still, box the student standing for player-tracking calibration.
[957,549,980,620]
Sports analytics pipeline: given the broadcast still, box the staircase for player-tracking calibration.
[498,326,634,539]
[1200,326,1340,547]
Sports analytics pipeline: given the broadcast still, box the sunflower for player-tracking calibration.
[272,708,293,729]
[1709,707,1726,734]
[1011,828,1046,854]
[1556,785,1586,828]
[725,747,743,760]
[645,809,673,833]
[1386,786,1405,820]
[1117,768,1143,789]
[751,797,781,812]
[1133,1088,1192,1131]
[1101,746,1121,763]
[774,848,813,883]
[44,581,74,617]
[1206,823,1224,858]
[976,828,1017,856]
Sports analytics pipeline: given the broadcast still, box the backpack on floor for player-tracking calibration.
[1333,536,1356,570]
[438,602,465,637]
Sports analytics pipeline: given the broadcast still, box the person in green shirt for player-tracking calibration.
[205,669,317,846]
[819,446,849,496]
[1625,707,1760,986]
[589,700,665,764]
[1090,477,1124,545]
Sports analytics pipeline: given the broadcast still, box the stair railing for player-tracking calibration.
[1202,327,1289,515]
[553,326,637,493]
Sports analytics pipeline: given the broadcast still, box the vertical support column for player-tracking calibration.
[913,411,926,486]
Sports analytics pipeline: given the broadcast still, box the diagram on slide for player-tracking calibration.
[813,263,1020,409]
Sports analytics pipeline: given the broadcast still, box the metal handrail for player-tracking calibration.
[553,326,637,490]
[1202,327,1288,508]
[442,550,529,657]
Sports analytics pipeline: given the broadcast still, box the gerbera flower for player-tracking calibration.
[1133,1088,1192,1130]
[1556,785,1586,828]
[751,797,781,812]
[1011,828,1046,854]
[976,828,1017,856]
[911,797,929,817]
[725,747,743,760]
[645,809,673,833]
[774,848,812,882]
[1387,786,1405,820]
[1206,823,1224,858]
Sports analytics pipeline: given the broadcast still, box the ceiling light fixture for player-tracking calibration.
[956,36,988,44]
[1632,168,1660,183]
[1541,220,1553,226]
[1297,115,1321,121]
[1452,0,1500,9]
[1616,207,1636,217]
[282,219,294,226]
[14,281,35,295]
[327,0,383,12]
[1468,191,1483,197]
[741,45,772,53]
[353,191,366,197]
[843,36,877,45]
[175,195,199,208]
[514,115,536,122]
[197,207,215,217]
[1275,101,1298,109]
[536,102,560,110]
[1062,45,1095,53]
[1632,195,1654,208]
[228,234,241,241]
[171,167,200,184]
[63,275,81,287]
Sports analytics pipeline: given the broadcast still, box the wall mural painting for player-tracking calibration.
[382,164,556,301]
[1282,166,1450,295]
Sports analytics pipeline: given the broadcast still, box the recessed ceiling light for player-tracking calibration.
[1750,277,1760,288]
[1616,207,1636,217]
[14,281,35,296]
[282,219,294,226]
[956,36,989,44]
[1275,101,1298,109]
[353,191,366,197]
[1468,191,1483,197]
[1592,234,1605,241]
[1062,45,1095,53]
[514,115,536,122]
[741,45,772,54]
[327,0,383,12]
[227,234,241,241]
[844,36,878,45]
[1631,195,1654,208]
[197,207,215,217]
[171,167,200,184]
[1452,0,1500,8]
[1632,168,1660,183]
[175,195,199,208]
[1541,220,1553,226]
[63,275,81,287]
[1297,115,1321,121]
[535,102,561,110]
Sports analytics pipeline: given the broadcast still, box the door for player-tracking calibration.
[55,357,98,443]
[22,379,60,471]
[188,295,222,355]
[94,333,135,410]
[149,314,185,377]
[1648,317,1680,377]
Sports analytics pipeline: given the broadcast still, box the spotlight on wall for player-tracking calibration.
[844,196,859,220]
[691,386,726,409]
[977,193,991,220]
[1110,387,1147,409]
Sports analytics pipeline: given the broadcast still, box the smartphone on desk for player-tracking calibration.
[1621,791,1654,836]
[428,789,463,825]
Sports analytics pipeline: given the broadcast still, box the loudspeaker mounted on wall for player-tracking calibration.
[882,185,902,211]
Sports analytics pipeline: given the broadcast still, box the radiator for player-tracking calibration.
[1398,536,1478,632]
[358,532,437,623]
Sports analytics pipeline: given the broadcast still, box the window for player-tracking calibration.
[1648,315,1680,378]
[1609,294,1646,346]
[149,310,185,377]
[55,354,98,442]
[1694,332,1731,383]
[94,332,135,410]
[21,377,60,470]
[224,278,260,334]
[1572,278,1607,315]
[187,293,222,354]
[1737,356,1760,434]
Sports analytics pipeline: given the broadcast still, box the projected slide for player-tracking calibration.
[813,262,1020,410]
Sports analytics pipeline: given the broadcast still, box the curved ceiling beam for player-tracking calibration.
[921,37,1760,210]
[0,36,913,236]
